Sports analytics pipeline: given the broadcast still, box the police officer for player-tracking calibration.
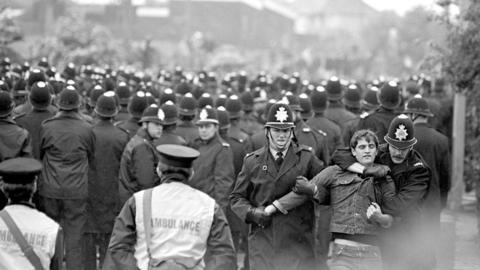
[306,87,344,155]
[404,96,451,265]
[332,114,434,270]
[188,106,235,213]
[0,90,33,209]
[39,86,95,270]
[357,81,401,144]
[104,144,237,270]
[84,91,130,270]
[15,81,56,160]
[0,90,32,162]
[0,158,63,270]
[114,82,131,122]
[118,104,163,206]
[230,102,324,270]
[115,91,149,138]
[176,93,198,144]
[324,77,357,134]
[154,100,187,146]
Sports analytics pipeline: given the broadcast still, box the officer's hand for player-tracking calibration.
[246,207,272,228]
[292,176,316,197]
[264,205,277,216]
[363,164,390,178]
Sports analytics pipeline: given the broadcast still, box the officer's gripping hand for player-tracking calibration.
[362,164,390,178]
[246,207,272,228]
[292,176,316,197]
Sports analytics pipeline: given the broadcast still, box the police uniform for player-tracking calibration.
[324,101,357,134]
[84,92,130,270]
[118,106,162,206]
[306,114,343,155]
[230,103,324,270]
[0,158,63,270]
[104,145,236,270]
[39,87,95,270]
[188,107,235,212]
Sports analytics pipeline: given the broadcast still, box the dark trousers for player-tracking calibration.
[83,232,111,270]
[40,197,86,270]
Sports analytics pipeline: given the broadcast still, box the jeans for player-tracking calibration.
[329,242,382,270]
[40,197,86,270]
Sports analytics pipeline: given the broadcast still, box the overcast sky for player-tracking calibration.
[363,0,435,15]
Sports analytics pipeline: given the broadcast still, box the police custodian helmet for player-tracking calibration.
[384,114,417,149]
[264,102,294,129]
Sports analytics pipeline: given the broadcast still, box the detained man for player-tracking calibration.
[265,129,395,270]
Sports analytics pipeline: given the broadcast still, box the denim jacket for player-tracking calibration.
[275,165,395,235]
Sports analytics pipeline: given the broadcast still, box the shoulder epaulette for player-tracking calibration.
[317,129,327,136]
[13,113,26,120]
[413,162,424,167]
[298,144,313,152]
[222,142,230,147]
[302,127,311,132]
[360,112,370,119]
[115,125,130,136]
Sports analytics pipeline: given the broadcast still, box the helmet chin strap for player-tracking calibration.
[267,128,292,152]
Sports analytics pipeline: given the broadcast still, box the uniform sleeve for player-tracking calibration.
[377,175,396,206]
[204,204,237,270]
[331,147,357,170]
[229,157,255,222]
[103,197,138,270]
[213,147,235,211]
[132,143,158,189]
[381,165,430,217]
[19,128,33,158]
[307,152,324,179]
[437,141,451,207]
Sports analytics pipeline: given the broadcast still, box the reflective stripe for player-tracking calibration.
[134,182,215,270]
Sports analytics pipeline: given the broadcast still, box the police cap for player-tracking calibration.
[0,158,42,184]
[156,144,200,169]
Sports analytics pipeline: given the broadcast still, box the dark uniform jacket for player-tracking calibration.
[188,135,235,211]
[114,106,129,122]
[294,120,330,166]
[239,113,263,136]
[324,102,357,134]
[250,130,266,151]
[0,118,32,161]
[357,107,398,144]
[230,143,323,270]
[306,114,343,155]
[154,129,187,146]
[40,111,95,199]
[15,108,56,160]
[413,122,451,211]
[118,128,160,206]
[176,120,198,144]
[86,120,129,233]
[115,117,141,139]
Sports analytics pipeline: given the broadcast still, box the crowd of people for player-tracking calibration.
[0,56,453,270]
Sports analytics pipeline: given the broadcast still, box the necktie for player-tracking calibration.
[276,151,284,167]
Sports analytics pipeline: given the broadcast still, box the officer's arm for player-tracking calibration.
[132,144,158,189]
[331,147,360,172]
[381,165,430,217]
[213,146,235,211]
[205,204,237,270]
[20,129,33,158]
[50,227,63,270]
[103,197,138,270]
[270,169,332,214]
[229,156,254,222]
